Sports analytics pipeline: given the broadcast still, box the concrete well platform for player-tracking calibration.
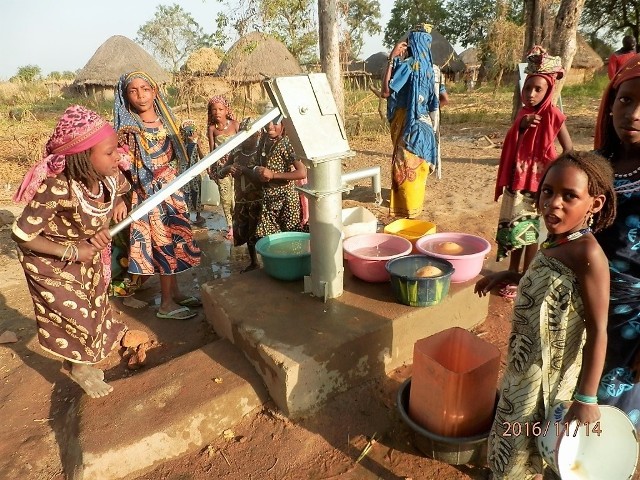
[201,265,489,418]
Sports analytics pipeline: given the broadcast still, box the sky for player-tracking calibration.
[0,0,395,80]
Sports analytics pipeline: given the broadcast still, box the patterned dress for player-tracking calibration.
[119,126,200,275]
[227,148,262,247]
[255,136,302,237]
[488,253,585,479]
[211,133,235,229]
[180,140,203,214]
[597,181,640,430]
[13,173,130,364]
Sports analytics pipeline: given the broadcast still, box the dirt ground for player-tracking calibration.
[0,92,605,480]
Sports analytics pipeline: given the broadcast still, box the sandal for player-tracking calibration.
[177,296,202,308]
[224,229,234,240]
[156,306,197,320]
[498,284,518,299]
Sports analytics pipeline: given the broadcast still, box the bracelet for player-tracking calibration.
[61,244,72,261]
[573,393,598,404]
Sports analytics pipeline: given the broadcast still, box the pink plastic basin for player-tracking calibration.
[343,233,413,282]
[415,233,491,283]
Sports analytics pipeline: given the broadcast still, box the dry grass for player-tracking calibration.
[0,75,605,198]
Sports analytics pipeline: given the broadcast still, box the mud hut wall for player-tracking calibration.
[563,67,597,85]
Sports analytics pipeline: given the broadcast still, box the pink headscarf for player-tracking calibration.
[207,95,235,126]
[14,105,115,203]
[14,105,119,287]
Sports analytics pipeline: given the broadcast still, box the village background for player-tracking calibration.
[0,0,636,479]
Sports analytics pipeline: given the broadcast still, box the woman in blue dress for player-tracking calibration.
[595,54,640,429]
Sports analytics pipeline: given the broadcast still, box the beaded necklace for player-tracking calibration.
[214,119,230,131]
[142,125,167,143]
[74,179,103,200]
[614,164,640,179]
[541,227,592,249]
[71,177,117,218]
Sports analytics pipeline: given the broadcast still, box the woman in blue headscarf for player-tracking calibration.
[382,24,439,218]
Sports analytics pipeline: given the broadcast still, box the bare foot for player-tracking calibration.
[64,361,113,398]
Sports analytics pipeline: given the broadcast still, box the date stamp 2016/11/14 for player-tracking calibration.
[501,421,602,437]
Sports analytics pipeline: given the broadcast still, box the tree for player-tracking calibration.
[439,0,498,48]
[14,65,41,82]
[263,0,319,62]
[339,0,382,59]
[137,4,212,72]
[582,0,640,46]
[214,0,318,63]
[483,13,524,90]
[383,0,447,48]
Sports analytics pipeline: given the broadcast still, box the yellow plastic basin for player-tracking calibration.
[384,219,437,251]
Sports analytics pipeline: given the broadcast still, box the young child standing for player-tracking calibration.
[114,71,201,321]
[476,151,616,479]
[179,119,205,226]
[12,105,131,398]
[218,117,263,272]
[207,95,239,240]
[494,46,572,298]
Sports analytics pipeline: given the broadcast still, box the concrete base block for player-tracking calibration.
[63,340,269,480]
[201,266,489,418]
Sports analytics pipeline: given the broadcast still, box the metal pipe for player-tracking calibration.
[109,108,280,237]
[341,166,382,205]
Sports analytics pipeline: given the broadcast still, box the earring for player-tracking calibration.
[587,212,594,228]
[609,112,614,116]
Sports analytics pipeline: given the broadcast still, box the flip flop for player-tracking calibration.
[177,296,202,308]
[498,284,518,299]
[156,306,197,320]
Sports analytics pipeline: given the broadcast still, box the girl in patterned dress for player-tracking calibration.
[12,105,131,398]
[475,151,616,479]
[207,95,239,240]
[594,54,640,431]
[179,119,205,226]
[114,71,201,321]
[218,118,263,272]
[254,120,307,238]
[493,46,572,298]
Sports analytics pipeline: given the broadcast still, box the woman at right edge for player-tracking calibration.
[595,54,640,432]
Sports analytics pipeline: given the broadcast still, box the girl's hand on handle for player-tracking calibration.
[112,200,128,223]
[564,401,601,425]
[76,241,99,263]
[88,228,112,251]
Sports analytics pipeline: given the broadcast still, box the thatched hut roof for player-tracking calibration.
[183,47,221,75]
[216,32,302,82]
[74,36,170,87]
[364,52,389,78]
[459,47,481,69]
[430,29,465,73]
[573,34,604,69]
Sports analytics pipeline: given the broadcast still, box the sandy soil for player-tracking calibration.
[0,93,605,480]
